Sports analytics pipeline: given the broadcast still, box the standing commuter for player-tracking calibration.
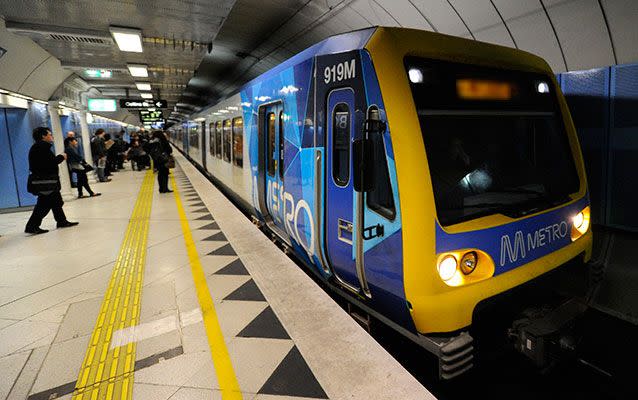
[25,127,79,234]
[64,131,78,188]
[90,129,111,182]
[149,130,173,193]
[66,137,100,198]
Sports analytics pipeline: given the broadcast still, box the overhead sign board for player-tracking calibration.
[119,99,168,109]
[88,98,117,112]
[139,110,164,123]
[85,69,112,79]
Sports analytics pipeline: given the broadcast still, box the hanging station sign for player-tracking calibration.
[119,99,168,109]
[139,110,164,123]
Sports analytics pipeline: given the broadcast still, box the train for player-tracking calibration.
[168,27,593,379]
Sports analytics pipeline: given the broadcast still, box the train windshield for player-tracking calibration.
[405,57,580,226]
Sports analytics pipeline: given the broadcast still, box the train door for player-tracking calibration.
[201,122,207,171]
[263,103,286,233]
[324,88,360,290]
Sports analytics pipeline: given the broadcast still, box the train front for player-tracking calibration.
[366,28,593,376]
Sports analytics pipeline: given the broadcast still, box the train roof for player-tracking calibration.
[240,27,377,90]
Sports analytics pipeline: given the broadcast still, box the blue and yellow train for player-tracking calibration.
[169,27,593,379]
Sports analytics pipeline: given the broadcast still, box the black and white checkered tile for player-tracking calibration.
[173,168,328,399]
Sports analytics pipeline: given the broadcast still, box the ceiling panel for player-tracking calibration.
[474,24,514,48]
[450,0,503,31]
[333,6,371,31]
[491,0,541,19]
[0,0,231,41]
[601,0,638,64]
[349,0,398,27]
[545,0,615,70]
[375,0,433,30]
[410,0,470,36]
[506,10,567,72]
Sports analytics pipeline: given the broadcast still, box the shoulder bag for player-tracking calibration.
[165,155,175,169]
[27,174,61,195]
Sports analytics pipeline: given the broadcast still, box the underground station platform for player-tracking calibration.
[0,152,433,400]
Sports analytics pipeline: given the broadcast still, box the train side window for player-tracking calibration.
[366,132,396,220]
[191,126,199,149]
[223,119,232,162]
[215,121,222,159]
[332,103,350,186]
[267,112,276,176]
[209,122,215,155]
[232,117,243,167]
[278,111,284,179]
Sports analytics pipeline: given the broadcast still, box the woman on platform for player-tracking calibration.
[66,137,100,198]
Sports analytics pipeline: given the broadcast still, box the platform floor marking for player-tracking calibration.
[71,170,155,400]
[170,172,243,400]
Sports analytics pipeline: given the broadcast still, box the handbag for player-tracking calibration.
[27,174,60,195]
[82,161,94,172]
[165,155,175,169]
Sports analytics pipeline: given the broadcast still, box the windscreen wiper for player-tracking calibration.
[447,202,513,211]
[489,187,546,196]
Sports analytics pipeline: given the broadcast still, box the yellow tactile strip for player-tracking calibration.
[72,170,155,400]
[170,172,243,400]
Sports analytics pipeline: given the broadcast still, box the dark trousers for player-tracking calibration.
[75,170,94,196]
[157,165,169,192]
[25,191,67,229]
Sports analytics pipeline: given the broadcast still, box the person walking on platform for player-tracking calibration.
[25,127,79,235]
[149,130,173,193]
[66,137,100,198]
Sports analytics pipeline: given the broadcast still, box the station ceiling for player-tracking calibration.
[1,0,636,124]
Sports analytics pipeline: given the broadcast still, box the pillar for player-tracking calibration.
[79,110,97,183]
[47,101,74,201]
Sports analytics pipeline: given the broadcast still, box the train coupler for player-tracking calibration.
[508,297,588,368]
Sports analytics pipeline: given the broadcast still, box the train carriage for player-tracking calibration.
[170,26,592,379]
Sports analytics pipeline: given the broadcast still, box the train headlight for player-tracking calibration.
[460,251,478,275]
[573,212,584,229]
[438,255,457,282]
[571,206,590,241]
[436,249,495,286]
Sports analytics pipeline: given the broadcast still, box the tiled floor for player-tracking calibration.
[0,154,433,400]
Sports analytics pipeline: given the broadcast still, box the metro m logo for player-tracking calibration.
[500,231,526,266]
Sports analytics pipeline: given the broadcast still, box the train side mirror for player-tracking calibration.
[353,137,374,192]
[353,113,386,193]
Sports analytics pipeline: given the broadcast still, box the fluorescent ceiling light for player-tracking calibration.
[110,26,143,53]
[85,69,112,79]
[135,83,151,91]
[87,98,117,112]
[0,94,29,109]
[140,93,153,99]
[128,64,148,77]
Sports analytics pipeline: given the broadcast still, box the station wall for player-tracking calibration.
[558,63,638,231]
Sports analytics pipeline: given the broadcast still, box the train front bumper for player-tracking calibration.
[410,229,593,334]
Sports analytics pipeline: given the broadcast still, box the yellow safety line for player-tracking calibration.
[72,170,155,400]
[170,172,243,400]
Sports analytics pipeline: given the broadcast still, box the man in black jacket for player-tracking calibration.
[90,129,110,182]
[25,127,79,235]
